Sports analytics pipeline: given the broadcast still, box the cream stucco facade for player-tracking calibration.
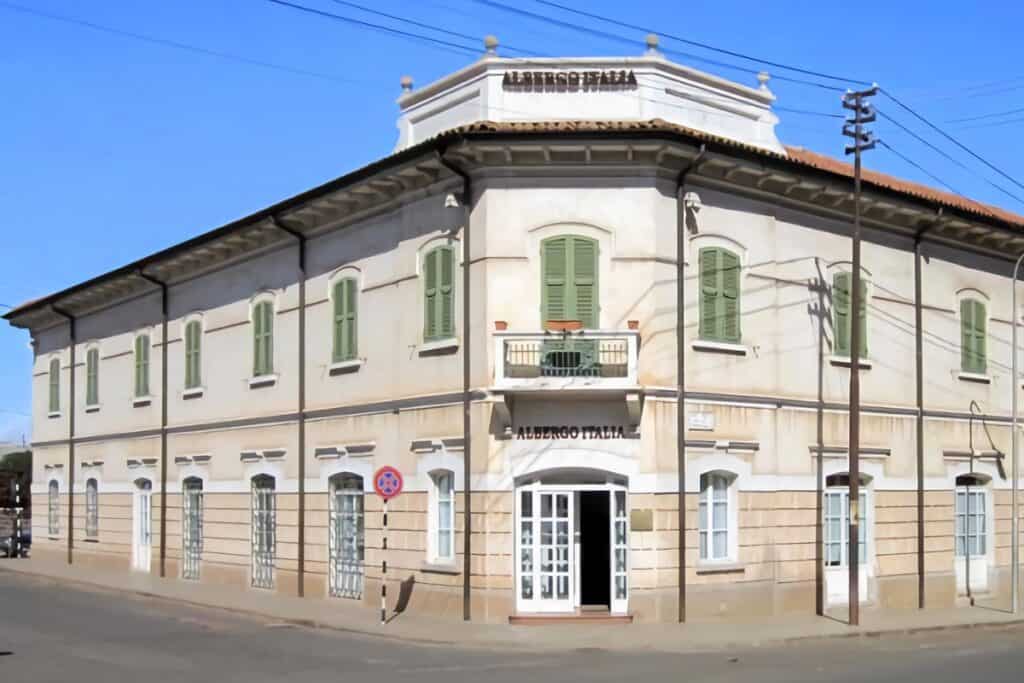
[9,44,1024,624]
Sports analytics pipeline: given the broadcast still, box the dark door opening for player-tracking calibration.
[580,491,610,608]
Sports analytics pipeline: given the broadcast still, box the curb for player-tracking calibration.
[2,563,1022,653]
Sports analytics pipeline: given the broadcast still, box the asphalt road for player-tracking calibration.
[1,571,1022,683]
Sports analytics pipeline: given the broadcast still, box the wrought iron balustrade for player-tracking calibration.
[494,330,638,389]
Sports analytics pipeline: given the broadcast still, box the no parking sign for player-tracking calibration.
[373,465,403,624]
[373,466,403,501]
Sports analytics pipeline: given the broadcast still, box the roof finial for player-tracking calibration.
[400,75,414,94]
[645,33,660,56]
[757,71,771,91]
[484,35,499,57]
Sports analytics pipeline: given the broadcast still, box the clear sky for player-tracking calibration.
[2,0,1023,442]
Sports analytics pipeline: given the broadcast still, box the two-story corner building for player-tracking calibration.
[7,37,1023,624]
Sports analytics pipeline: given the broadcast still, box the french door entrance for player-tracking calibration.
[516,483,629,614]
[132,479,152,572]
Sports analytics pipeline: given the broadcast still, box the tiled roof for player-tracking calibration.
[449,118,1024,228]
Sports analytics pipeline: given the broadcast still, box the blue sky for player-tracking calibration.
[2,0,1023,442]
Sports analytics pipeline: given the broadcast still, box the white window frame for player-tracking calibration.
[48,479,60,536]
[428,469,455,565]
[822,473,874,605]
[954,474,993,594]
[85,477,99,539]
[698,470,738,564]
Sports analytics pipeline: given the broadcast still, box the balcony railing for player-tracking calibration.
[493,330,639,390]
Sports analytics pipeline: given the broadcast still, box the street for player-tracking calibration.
[0,571,1021,682]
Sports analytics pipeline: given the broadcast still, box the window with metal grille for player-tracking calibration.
[251,475,276,588]
[85,478,99,538]
[182,477,203,580]
[328,473,364,599]
[48,480,59,536]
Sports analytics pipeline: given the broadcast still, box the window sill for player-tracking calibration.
[696,562,745,576]
[829,356,872,370]
[419,338,459,355]
[132,396,153,408]
[958,371,991,385]
[182,386,205,400]
[47,411,61,419]
[329,359,363,375]
[249,374,278,389]
[85,404,101,414]
[692,340,748,356]
[83,537,100,543]
[420,560,460,575]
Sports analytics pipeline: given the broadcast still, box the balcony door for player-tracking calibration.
[541,235,599,375]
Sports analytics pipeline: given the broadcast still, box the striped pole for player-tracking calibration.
[381,497,388,624]
[14,482,22,558]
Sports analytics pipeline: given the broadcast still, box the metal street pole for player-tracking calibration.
[1011,252,1024,615]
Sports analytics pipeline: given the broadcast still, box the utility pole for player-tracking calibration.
[842,84,879,627]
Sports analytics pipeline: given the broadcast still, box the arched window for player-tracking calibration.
[251,474,276,588]
[85,478,99,538]
[960,299,987,373]
[699,247,741,342]
[134,334,151,398]
[833,272,867,358]
[252,301,274,377]
[699,471,736,562]
[48,357,60,414]
[182,477,203,580]
[423,246,455,341]
[184,320,202,389]
[48,480,59,536]
[85,348,99,407]
[540,235,599,329]
[332,278,358,362]
[328,473,364,598]
[429,470,455,563]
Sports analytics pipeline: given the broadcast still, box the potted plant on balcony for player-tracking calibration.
[544,319,583,332]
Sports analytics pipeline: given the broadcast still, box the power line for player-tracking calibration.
[880,88,1024,196]
[877,108,1024,205]
[325,0,544,57]
[0,1,372,85]
[532,0,871,87]
[948,106,1024,124]
[470,0,847,92]
[958,115,1024,132]
[877,140,960,195]
[264,0,480,58]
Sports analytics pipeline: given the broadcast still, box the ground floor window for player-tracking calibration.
[251,475,276,589]
[823,488,866,567]
[699,472,733,561]
[182,477,203,581]
[48,480,59,536]
[955,477,987,558]
[429,470,454,563]
[329,473,364,599]
[85,478,99,539]
[132,479,153,572]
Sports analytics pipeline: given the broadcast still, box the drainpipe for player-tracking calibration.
[51,306,75,565]
[137,271,169,578]
[1011,249,1024,615]
[272,217,308,598]
[675,144,706,623]
[913,210,939,609]
[438,148,472,622]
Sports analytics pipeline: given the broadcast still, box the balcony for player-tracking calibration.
[493,330,639,391]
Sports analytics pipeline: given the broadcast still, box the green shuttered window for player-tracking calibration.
[332,278,358,362]
[253,301,274,376]
[86,348,99,406]
[698,247,741,343]
[960,299,987,373]
[833,272,867,358]
[134,335,150,397]
[185,320,202,389]
[541,235,599,328]
[423,246,455,341]
[48,357,60,413]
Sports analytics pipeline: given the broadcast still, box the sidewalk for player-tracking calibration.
[2,556,1021,653]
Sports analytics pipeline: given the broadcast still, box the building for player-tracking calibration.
[6,36,1022,624]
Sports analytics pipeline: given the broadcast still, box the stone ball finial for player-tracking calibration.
[400,75,414,93]
[645,33,660,52]
[757,71,771,90]
[484,35,499,55]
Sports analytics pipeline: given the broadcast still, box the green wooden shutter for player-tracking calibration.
[699,248,721,340]
[49,358,60,413]
[961,299,986,373]
[834,273,850,356]
[253,304,263,375]
[439,247,454,338]
[135,335,149,397]
[424,250,438,340]
[333,279,357,361]
[185,321,201,388]
[572,237,598,328]
[542,237,568,326]
[86,348,98,405]
[721,249,741,342]
[253,302,273,376]
[857,280,867,357]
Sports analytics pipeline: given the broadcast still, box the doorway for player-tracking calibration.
[579,491,610,608]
